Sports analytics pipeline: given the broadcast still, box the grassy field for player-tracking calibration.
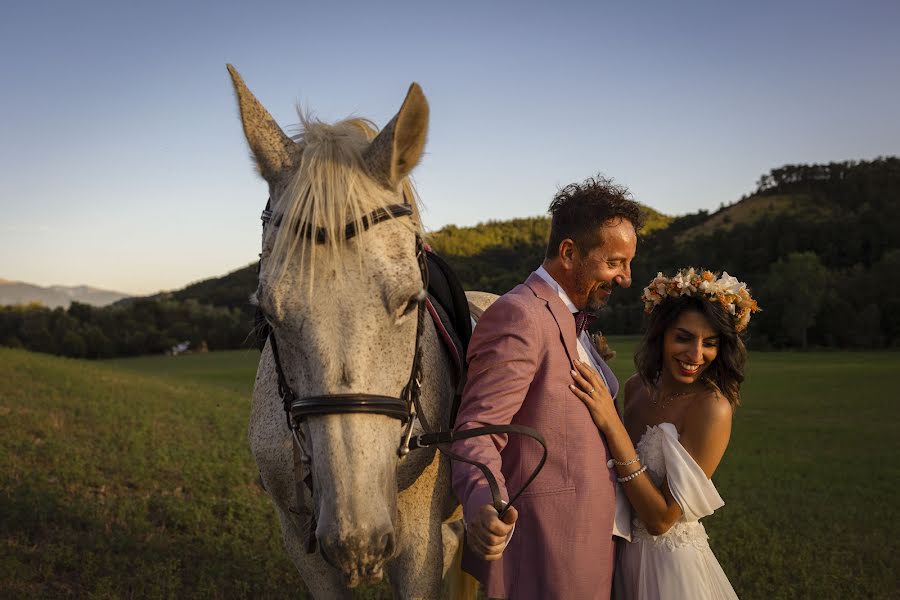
[2,342,898,598]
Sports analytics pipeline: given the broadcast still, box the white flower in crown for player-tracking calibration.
[718,272,746,296]
[671,268,696,294]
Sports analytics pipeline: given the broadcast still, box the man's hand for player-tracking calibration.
[466,504,518,561]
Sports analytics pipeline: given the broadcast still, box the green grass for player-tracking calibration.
[104,350,262,395]
[2,344,898,598]
[0,348,392,599]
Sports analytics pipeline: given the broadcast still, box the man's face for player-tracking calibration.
[570,219,637,313]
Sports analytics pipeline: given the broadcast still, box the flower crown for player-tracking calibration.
[641,268,761,332]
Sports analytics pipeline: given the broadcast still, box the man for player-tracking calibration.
[451,175,643,599]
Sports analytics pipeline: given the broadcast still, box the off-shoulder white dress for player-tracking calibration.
[614,423,739,599]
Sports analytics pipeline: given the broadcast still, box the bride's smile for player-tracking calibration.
[662,310,720,386]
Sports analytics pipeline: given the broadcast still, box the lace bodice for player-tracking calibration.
[630,423,724,551]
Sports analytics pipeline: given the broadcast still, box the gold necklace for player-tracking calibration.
[649,388,692,410]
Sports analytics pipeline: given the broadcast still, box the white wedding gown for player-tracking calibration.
[614,423,739,599]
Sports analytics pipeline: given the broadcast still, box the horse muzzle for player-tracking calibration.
[317,522,397,587]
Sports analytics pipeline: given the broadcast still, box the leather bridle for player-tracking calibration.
[258,195,546,553]
[263,201,425,457]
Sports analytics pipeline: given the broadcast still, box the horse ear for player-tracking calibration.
[364,83,429,188]
[227,64,298,182]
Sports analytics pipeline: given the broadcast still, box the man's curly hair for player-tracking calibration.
[545,174,644,258]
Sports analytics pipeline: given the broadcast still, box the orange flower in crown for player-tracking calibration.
[641,268,761,332]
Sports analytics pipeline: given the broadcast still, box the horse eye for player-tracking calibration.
[394,290,425,323]
[255,304,274,326]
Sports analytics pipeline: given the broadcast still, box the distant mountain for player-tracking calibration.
[673,193,834,244]
[0,280,130,309]
[112,264,259,317]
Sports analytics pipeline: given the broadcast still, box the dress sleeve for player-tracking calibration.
[658,423,725,522]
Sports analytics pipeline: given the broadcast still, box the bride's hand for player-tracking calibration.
[569,359,618,432]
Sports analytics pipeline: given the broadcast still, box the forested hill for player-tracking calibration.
[594,157,900,348]
[2,157,897,356]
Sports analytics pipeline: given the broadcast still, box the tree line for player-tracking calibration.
[0,299,251,359]
[1,157,897,358]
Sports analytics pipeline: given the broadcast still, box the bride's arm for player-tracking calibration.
[570,360,732,534]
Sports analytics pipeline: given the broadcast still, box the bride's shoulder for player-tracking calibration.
[680,388,734,477]
[685,387,733,432]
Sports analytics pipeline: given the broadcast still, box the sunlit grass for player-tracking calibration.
[2,344,897,598]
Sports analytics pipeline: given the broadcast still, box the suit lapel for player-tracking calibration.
[525,272,580,365]
[586,339,620,399]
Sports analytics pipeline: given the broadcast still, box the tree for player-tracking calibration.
[60,330,87,358]
[764,252,828,348]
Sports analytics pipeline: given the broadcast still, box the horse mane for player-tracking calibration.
[266,114,423,287]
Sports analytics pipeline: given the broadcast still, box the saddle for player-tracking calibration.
[423,248,472,427]
[423,249,472,369]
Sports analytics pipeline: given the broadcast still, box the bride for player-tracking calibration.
[570,268,759,599]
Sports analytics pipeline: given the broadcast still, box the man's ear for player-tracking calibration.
[558,239,577,269]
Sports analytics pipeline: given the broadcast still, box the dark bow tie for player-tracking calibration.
[574,311,598,337]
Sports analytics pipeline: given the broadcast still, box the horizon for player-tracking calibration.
[2,0,898,295]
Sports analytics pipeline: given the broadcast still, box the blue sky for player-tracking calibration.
[1,0,897,294]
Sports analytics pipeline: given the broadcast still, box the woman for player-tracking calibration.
[570,268,759,599]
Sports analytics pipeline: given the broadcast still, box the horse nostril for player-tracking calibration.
[381,531,396,559]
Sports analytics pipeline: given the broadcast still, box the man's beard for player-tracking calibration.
[585,284,611,313]
[574,269,612,313]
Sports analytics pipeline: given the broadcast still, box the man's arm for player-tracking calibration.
[451,295,541,557]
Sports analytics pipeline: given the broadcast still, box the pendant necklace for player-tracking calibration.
[649,387,692,410]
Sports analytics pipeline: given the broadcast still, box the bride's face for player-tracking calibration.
[661,309,720,386]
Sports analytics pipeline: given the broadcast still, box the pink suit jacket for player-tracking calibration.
[452,272,620,600]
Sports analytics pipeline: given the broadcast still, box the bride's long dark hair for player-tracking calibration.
[634,295,747,407]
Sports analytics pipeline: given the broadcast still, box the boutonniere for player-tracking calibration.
[590,331,616,362]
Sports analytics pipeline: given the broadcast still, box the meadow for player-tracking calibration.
[1,340,898,598]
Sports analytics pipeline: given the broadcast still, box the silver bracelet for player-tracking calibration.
[616,465,648,483]
[607,454,640,469]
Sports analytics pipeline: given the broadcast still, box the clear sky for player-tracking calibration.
[1,0,897,295]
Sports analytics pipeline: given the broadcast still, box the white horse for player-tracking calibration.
[227,65,493,599]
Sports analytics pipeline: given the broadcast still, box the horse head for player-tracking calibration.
[228,65,429,587]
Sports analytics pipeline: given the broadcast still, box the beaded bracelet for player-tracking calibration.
[616,465,648,483]
[607,454,640,469]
